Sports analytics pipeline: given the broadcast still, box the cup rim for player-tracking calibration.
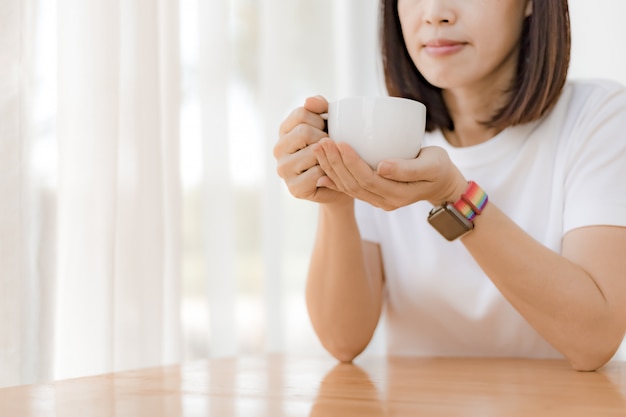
[331,95,426,111]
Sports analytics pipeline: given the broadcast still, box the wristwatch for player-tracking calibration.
[427,181,488,241]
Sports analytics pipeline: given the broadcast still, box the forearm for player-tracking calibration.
[463,204,623,370]
[306,201,383,362]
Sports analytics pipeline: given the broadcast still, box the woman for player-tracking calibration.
[273,0,626,371]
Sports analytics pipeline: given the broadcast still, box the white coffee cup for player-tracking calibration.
[326,96,426,169]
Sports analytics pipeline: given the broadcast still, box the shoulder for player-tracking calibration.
[546,78,626,142]
[562,78,626,116]
[566,78,625,93]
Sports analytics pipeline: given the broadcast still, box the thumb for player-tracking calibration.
[304,95,329,115]
[376,157,419,182]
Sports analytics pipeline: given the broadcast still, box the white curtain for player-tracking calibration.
[54,0,182,379]
[2,0,625,389]
[0,0,38,387]
[179,0,381,360]
[1,0,181,386]
[196,0,383,358]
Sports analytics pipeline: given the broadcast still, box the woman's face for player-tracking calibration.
[397,0,532,91]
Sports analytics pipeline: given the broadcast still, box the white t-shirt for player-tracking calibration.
[355,79,626,359]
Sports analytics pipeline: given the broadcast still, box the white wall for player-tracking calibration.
[569,0,626,85]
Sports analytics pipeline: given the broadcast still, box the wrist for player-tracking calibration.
[320,196,355,216]
[429,176,470,207]
[451,181,488,221]
[427,181,489,241]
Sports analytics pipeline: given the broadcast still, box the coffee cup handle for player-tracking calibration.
[320,113,328,133]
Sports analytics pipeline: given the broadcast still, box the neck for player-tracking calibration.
[441,53,518,147]
[442,85,507,147]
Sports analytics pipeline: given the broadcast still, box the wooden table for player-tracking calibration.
[1,355,625,416]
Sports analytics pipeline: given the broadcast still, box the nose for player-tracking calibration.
[423,0,456,25]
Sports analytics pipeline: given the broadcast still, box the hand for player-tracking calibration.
[274,96,352,206]
[313,139,468,211]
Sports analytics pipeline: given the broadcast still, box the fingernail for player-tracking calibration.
[377,161,392,176]
[318,138,330,149]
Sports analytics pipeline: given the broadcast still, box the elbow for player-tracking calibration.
[569,358,606,372]
[566,343,620,372]
[331,350,360,364]
[310,315,378,363]
[569,358,609,372]
[565,319,626,372]
[322,339,368,363]
[326,343,366,363]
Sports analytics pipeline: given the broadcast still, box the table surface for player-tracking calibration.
[1,355,625,417]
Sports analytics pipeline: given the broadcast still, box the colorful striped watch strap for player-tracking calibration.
[452,181,488,222]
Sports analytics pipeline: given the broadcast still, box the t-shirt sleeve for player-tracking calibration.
[563,82,626,233]
[354,199,381,243]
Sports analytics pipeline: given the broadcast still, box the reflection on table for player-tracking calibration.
[1,355,625,416]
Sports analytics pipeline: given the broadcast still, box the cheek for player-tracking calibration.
[477,21,524,66]
[397,3,423,70]
[478,8,527,53]
[396,0,414,20]
[397,0,420,41]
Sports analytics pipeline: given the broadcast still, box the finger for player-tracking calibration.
[333,142,437,212]
[313,140,361,196]
[279,107,326,137]
[285,164,338,203]
[294,145,322,175]
[315,140,351,182]
[279,98,328,136]
[316,174,337,190]
[377,146,454,182]
[336,142,378,179]
[319,140,387,203]
[310,143,338,191]
[275,122,329,160]
[276,143,322,180]
[320,140,360,193]
[312,140,340,185]
[374,146,466,206]
[284,163,324,197]
[304,95,329,114]
[332,143,384,190]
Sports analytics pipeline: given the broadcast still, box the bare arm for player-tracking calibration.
[306,201,384,362]
[463,205,626,371]
[274,96,384,362]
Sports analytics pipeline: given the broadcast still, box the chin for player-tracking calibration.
[422,75,456,90]
[417,67,459,89]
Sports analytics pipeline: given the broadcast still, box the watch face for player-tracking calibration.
[427,205,474,241]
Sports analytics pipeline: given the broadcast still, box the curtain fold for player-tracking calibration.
[0,0,37,387]
[198,0,237,357]
[54,0,181,380]
[258,0,288,354]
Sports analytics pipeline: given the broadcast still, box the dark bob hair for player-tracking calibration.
[380,0,571,132]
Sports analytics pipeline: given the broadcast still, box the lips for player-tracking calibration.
[423,38,466,56]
